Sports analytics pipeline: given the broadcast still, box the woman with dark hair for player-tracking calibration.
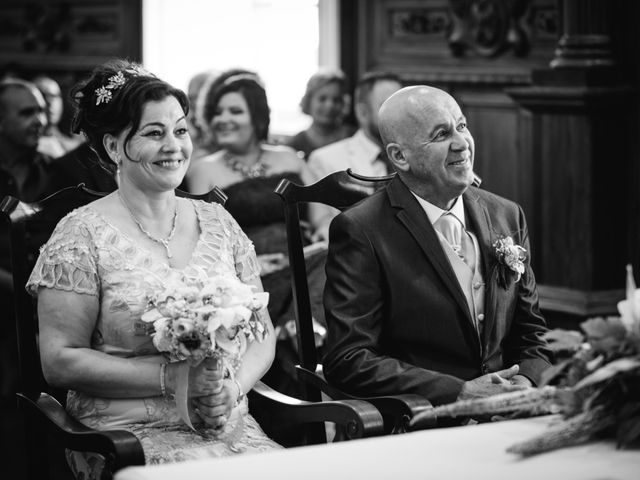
[187,68,312,255]
[286,68,356,160]
[27,59,280,479]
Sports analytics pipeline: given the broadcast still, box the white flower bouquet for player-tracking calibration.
[141,267,269,429]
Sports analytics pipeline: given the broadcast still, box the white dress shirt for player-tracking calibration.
[308,130,388,240]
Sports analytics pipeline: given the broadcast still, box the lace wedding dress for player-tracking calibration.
[27,199,281,479]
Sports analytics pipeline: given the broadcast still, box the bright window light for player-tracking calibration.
[143,0,325,136]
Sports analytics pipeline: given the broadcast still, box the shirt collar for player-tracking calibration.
[352,129,382,163]
[411,192,466,228]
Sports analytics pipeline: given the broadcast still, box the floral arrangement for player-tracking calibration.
[141,270,268,366]
[141,267,269,429]
[410,265,640,456]
[492,236,527,288]
[506,265,640,455]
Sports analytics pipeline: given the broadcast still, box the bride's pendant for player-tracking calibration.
[118,192,178,259]
[160,239,173,258]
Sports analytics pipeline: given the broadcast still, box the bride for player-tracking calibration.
[28,59,281,479]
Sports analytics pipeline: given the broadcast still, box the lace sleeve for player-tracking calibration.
[216,205,261,282]
[26,209,99,297]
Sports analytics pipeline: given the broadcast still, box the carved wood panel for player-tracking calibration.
[359,0,558,84]
[0,0,141,71]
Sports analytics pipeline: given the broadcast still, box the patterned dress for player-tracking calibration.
[26,199,282,479]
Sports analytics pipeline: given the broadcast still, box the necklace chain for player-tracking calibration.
[117,192,178,258]
[224,150,266,179]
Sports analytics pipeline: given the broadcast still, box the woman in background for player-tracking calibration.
[286,68,356,160]
[187,69,313,255]
[188,71,325,444]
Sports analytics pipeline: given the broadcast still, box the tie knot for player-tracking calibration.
[436,213,462,249]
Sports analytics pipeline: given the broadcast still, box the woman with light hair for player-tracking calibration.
[286,67,356,160]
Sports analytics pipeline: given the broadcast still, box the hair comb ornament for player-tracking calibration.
[94,66,152,105]
[95,71,126,105]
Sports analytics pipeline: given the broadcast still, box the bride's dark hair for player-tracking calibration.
[71,58,189,173]
[201,68,270,142]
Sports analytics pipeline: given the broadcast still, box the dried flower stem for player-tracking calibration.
[506,406,616,456]
[410,387,569,428]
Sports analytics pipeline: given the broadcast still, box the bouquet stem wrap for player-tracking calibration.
[175,361,195,430]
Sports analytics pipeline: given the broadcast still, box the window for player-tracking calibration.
[143,0,338,137]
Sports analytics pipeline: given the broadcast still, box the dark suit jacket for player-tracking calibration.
[323,176,552,405]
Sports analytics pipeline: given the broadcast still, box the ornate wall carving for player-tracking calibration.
[0,1,141,72]
[361,0,558,85]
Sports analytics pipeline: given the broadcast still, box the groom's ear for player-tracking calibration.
[388,143,408,172]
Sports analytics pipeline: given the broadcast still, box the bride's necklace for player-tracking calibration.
[117,191,178,258]
[224,149,267,179]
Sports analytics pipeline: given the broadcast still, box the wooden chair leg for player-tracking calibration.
[24,413,51,480]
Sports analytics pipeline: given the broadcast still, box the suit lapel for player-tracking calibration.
[463,190,498,347]
[387,178,473,326]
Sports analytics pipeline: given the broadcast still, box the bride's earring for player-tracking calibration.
[114,152,122,175]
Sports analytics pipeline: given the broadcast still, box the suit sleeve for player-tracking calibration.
[503,204,554,385]
[322,212,465,405]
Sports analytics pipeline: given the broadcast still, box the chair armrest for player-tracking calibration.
[18,393,145,472]
[250,380,384,440]
[295,366,437,432]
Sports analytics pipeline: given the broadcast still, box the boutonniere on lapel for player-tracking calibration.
[492,236,527,289]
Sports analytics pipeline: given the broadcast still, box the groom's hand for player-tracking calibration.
[509,374,533,387]
[457,365,528,401]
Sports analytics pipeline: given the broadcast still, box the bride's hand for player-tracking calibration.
[165,358,223,398]
[192,379,239,429]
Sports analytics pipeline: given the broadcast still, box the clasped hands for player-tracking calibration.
[166,358,242,430]
[457,364,532,401]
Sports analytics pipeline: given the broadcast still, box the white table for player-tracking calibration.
[115,415,640,480]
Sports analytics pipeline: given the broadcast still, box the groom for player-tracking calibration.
[322,86,552,406]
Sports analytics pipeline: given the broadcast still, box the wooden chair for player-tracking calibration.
[1,184,384,480]
[274,169,482,433]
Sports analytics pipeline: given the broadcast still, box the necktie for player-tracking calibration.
[376,149,395,175]
[435,213,475,270]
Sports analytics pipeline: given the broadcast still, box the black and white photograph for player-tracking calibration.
[1,1,639,479]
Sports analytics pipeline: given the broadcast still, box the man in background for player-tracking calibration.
[0,78,52,405]
[33,75,83,158]
[0,78,53,205]
[307,71,402,241]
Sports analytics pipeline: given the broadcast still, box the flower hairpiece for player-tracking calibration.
[94,66,150,106]
[493,236,527,288]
